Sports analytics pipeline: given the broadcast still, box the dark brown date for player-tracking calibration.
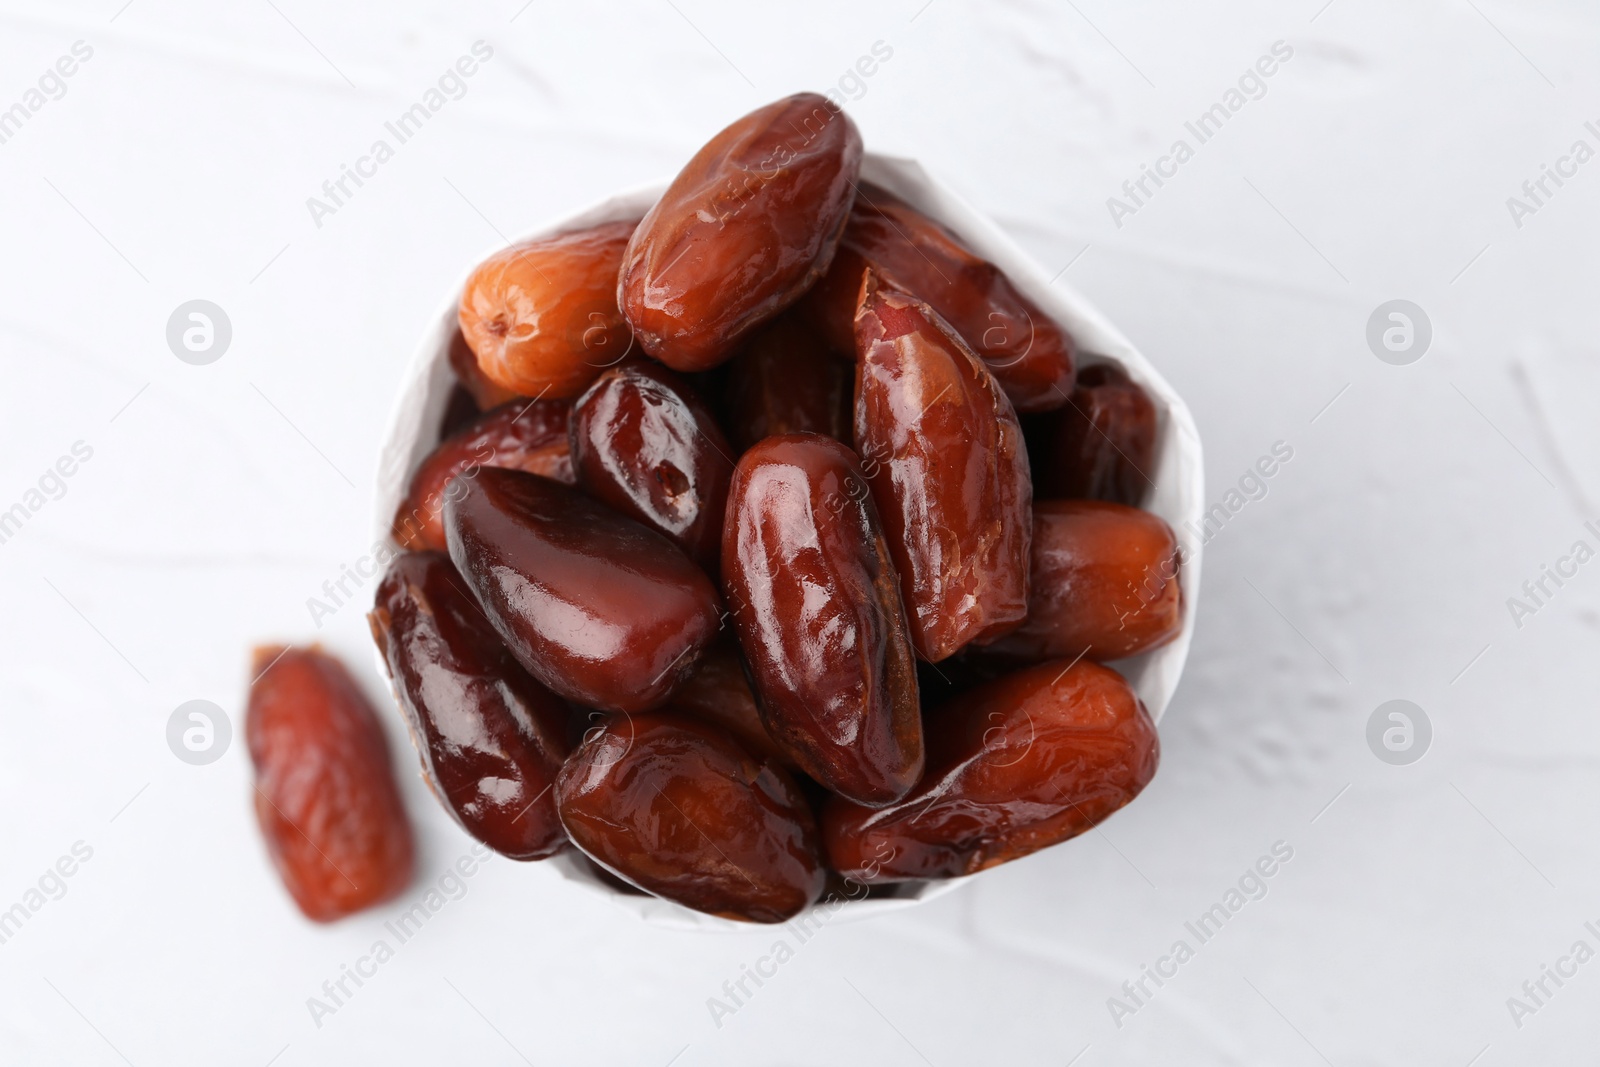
[247,645,414,921]
[822,659,1159,882]
[618,93,863,372]
[369,551,571,860]
[722,433,923,806]
[393,399,573,553]
[444,468,720,713]
[439,384,481,439]
[724,311,852,451]
[556,712,824,923]
[984,500,1183,663]
[570,361,734,570]
[854,278,1032,662]
[668,639,795,770]
[802,183,1076,412]
[459,219,637,399]
[1033,363,1157,505]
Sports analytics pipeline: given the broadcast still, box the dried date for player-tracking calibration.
[556,712,824,922]
[369,551,570,860]
[822,659,1159,881]
[247,645,414,921]
[444,468,720,713]
[854,277,1032,662]
[619,93,862,371]
[722,433,923,806]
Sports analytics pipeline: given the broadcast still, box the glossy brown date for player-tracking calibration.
[722,433,923,806]
[822,659,1159,882]
[668,639,795,769]
[570,361,734,570]
[984,500,1183,663]
[556,712,824,923]
[1033,363,1157,505]
[618,93,863,372]
[393,399,573,553]
[802,184,1075,412]
[854,279,1033,662]
[723,311,852,451]
[369,551,571,860]
[247,645,414,921]
[444,468,720,713]
[459,219,637,399]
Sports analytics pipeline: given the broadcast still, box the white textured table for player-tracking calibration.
[1,2,1597,1064]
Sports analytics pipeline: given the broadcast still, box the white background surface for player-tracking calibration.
[1,1,1597,1064]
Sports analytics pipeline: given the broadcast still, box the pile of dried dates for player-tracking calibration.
[249,93,1182,925]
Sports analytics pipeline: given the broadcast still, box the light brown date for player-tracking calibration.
[459,219,637,399]
[448,326,520,410]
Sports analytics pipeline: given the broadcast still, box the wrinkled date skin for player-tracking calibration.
[722,434,923,806]
[855,280,1033,662]
[448,327,519,411]
[803,184,1075,412]
[618,93,863,372]
[459,219,638,399]
[556,713,824,922]
[724,312,852,451]
[394,399,573,553]
[668,639,795,769]
[985,500,1182,663]
[369,552,571,860]
[1033,364,1158,505]
[445,468,720,714]
[823,659,1159,882]
[247,646,414,921]
[570,361,734,570]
